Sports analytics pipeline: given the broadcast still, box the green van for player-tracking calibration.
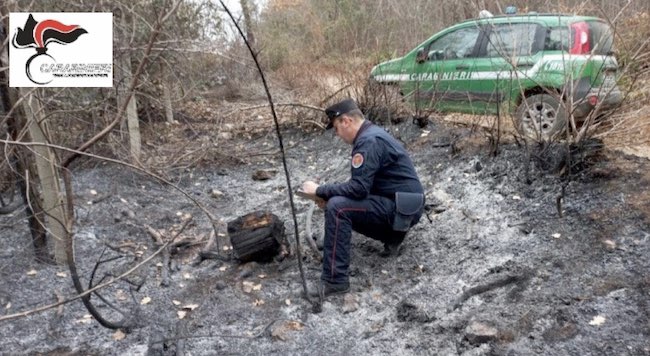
[370,13,623,140]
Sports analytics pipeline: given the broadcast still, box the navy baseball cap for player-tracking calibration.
[325,98,359,129]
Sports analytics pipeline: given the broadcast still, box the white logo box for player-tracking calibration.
[9,12,113,87]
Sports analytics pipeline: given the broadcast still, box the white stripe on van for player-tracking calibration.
[372,55,616,83]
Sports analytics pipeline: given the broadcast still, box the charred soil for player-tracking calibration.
[1,118,650,356]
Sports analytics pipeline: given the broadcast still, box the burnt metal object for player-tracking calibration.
[228,211,285,263]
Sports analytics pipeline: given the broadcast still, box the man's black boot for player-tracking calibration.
[308,280,350,299]
[380,241,402,257]
[380,232,405,257]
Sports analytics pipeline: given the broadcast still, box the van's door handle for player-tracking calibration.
[514,59,534,69]
[456,64,470,70]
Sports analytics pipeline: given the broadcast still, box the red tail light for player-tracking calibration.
[588,95,598,106]
[570,22,590,54]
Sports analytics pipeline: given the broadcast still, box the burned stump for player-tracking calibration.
[227,211,285,262]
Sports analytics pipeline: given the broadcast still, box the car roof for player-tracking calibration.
[400,13,607,58]
[455,13,603,27]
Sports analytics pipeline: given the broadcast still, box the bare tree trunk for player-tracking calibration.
[0,3,50,263]
[161,63,174,123]
[0,90,50,262]
[240,0,256,47]
[121,53,141,162]
[116,52,141,162]
[21,91,68,265]
[116,9,141,162]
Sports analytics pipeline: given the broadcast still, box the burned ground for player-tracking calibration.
[1,118,649,355]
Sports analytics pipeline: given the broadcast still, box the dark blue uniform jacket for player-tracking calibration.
[316,121,423,200]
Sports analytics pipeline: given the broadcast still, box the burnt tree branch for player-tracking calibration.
[219,0,315,309]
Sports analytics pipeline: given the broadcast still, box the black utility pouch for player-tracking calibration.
[392,192,425,232]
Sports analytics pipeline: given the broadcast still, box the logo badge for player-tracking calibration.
[351,153,364,168]
[9,13,113,87]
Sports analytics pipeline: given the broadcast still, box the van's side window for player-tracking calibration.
[426,27,480,61]
[545,26,571,51]
[486,23,540,58]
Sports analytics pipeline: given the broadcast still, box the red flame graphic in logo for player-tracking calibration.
[33,20,82,48]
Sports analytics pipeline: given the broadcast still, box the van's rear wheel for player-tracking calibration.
[515,94,567,141]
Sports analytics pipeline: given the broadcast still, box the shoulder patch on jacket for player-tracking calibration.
[351,153,364,168]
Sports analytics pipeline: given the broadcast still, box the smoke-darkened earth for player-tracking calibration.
[1,118,649,355]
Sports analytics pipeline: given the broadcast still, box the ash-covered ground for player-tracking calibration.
[1,118,649,355]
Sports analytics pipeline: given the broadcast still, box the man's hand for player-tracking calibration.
[301,181,319,195]
[301,181,326,209]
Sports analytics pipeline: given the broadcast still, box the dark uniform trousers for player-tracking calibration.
[321,194,422,285]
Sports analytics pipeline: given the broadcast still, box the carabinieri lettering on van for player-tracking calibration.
[409,71,473,81]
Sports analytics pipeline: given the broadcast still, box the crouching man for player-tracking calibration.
[301,98,424,299]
